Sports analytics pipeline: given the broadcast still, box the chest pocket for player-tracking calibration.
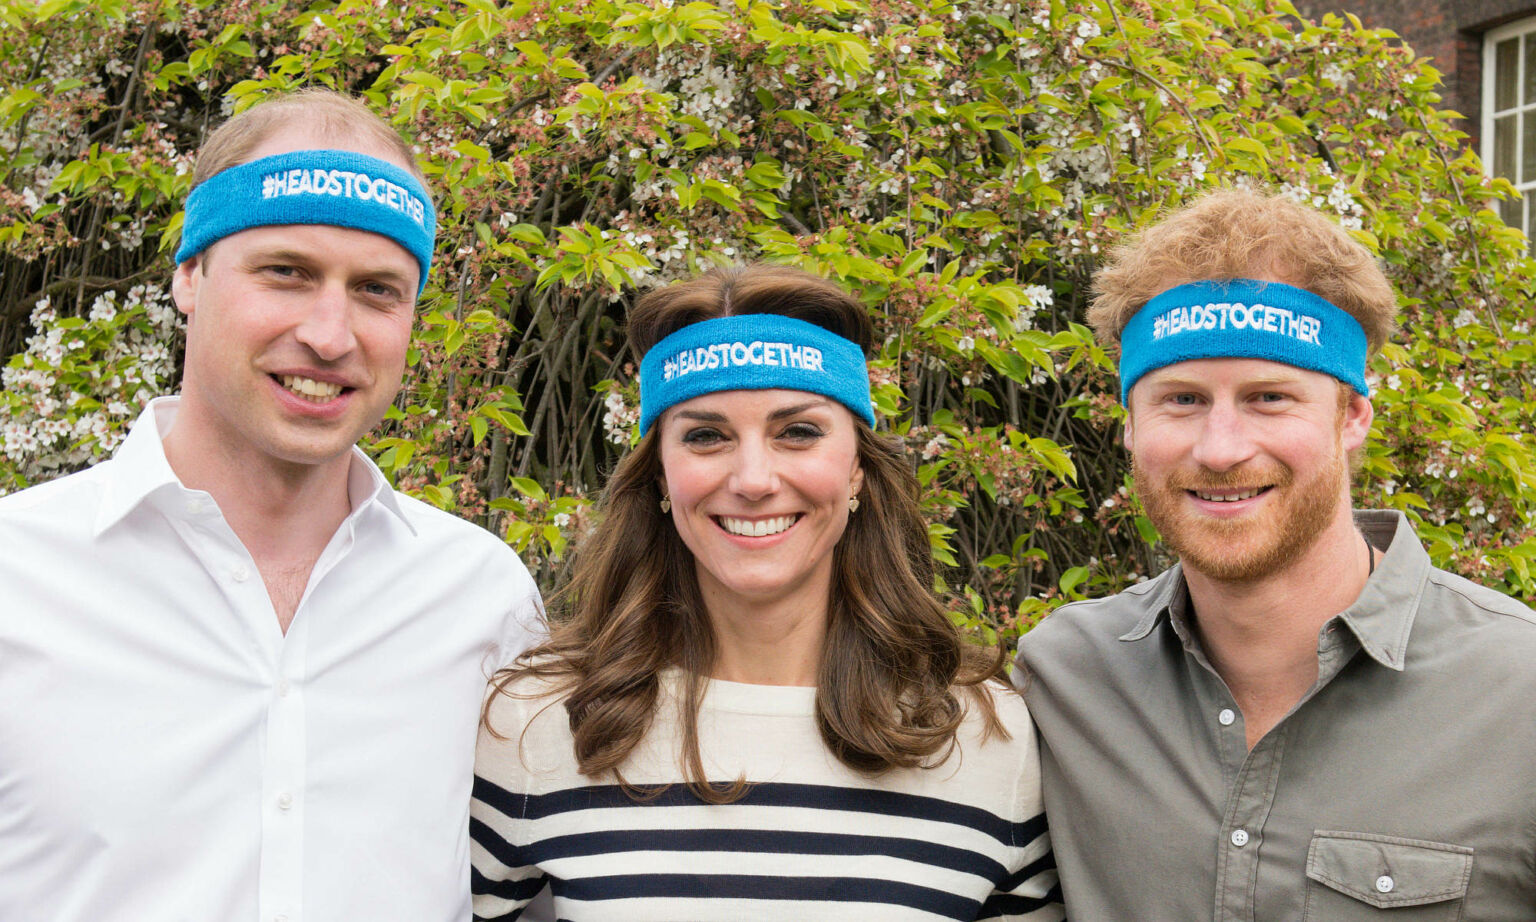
[1304,830,1472,920]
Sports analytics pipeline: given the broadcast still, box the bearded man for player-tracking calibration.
[1015,189,1536,920]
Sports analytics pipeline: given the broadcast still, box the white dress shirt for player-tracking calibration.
[0,398,544,922]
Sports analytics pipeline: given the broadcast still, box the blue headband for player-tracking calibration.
[1118,279,1370,403]
[638,314,876,436]
[176,149,436,294]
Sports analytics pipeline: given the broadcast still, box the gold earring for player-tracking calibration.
[660,496,672,514]
[848,497,860,513]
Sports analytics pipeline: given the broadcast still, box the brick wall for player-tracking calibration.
[1290,0,1536,152]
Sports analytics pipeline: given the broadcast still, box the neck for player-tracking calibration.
[700,579,828,687]
[1183,504,1373,748]
[161,405,355,633]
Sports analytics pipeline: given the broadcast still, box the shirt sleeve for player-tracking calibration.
[976,819,1064,921]
[471,692,550,920]
[493,562,547,671]
[979,688,1065,921]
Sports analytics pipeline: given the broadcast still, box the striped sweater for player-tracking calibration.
[471,671,1063,921]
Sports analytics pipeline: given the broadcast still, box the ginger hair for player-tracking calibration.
[1088,188,1397,353]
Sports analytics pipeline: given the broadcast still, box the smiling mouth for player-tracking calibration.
[1189,487,1271,503]
[276,374,347,403]
[716,514,800,537]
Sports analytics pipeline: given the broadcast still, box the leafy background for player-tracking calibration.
[3,0,1534,641]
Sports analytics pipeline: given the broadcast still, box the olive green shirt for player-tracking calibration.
[1015,510,1536,920]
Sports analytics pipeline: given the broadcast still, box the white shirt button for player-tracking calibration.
[231,565,250,583]
[185,498,205,515]
[274,915,289,922]
[1218,708,1236,726]
[1376,875,1394,893]
[277,793,293,810]
[276,679,291,698]
[1230,828,1250,847]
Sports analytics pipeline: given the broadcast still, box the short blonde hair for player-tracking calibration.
[191,87,423,186]
[1088,189,1397,354]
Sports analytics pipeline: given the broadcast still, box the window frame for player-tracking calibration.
[1482,15,1536,252]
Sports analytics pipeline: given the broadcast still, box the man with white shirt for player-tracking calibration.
[0,89,543,922]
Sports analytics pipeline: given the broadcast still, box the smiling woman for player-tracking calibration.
[470,265,1063,921]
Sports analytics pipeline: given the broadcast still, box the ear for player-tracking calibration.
[171,255,201,318]
[1121,407,1136,455]
[849,452,865,500]
[1341,390,1373,452]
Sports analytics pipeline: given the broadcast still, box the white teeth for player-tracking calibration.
[719,515,797,537]
[1195,488,1263,502]
[280,375,343,403]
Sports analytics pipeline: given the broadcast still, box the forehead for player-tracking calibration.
[215,222,418,273]
[1134,358,1337,395]
[665,388,842,420]
[242,123,414,174]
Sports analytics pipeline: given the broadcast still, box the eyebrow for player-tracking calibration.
[1146,373,1302,390]
[243,247,317,267]
[768,399,831,420]
[244,248,415,287]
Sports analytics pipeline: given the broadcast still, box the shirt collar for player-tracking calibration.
[1332,509,1428,671]
[93,396,414,537]
[1118,565,1186,643]
[1117,510,1429,673]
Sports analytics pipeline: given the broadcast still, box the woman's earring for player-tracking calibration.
[660,496,672,514]
[848,497,860,513]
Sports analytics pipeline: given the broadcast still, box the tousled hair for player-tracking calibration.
[485,264,1006,802]
[1089,188,1398,353]
[191,87,423,187]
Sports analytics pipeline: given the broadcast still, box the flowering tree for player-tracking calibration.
[3,0,1534,639]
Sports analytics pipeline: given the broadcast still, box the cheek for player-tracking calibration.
[657,452,712,508]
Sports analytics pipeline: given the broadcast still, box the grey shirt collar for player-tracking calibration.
[1117,509,1428,673]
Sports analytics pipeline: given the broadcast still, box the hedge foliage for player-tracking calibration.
[3,0,1534,639]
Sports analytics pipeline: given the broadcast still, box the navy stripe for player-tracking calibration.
[471,864,548,903]
[524,827,1009,881]
[1010,811,1049,849]
[976,872,1062,915]
[554,872,982,920]
[995,838,1056,892]
[474,774,526,821]
[978,880,1061,918]
[475,777,1017,846]
[470,815,522,868]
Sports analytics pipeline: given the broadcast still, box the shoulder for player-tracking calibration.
[1424,566,1536,625]
[478,668,577,778]
[392,490,522,560]
[1018,567,1178,658]
[1413,566,1536,677]
[952,680,1036,760]
[0,464,107,522]
[386,491,541,620]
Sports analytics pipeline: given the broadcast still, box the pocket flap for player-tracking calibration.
[1306,831,1473,908]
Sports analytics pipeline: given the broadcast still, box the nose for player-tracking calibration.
[728,437,780,500]
[293,283,357,361]
[1189,401,1259,472]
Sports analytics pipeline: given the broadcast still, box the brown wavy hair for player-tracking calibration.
[1089,187,1398,353]
[485,264,1006,801]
